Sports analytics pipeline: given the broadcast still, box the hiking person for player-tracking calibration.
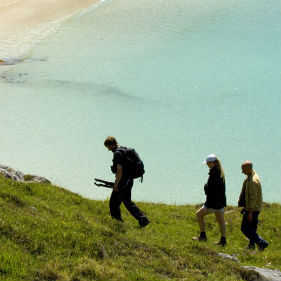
[104,136,150,228]
[238,161,268,250]
[193,154,227,245]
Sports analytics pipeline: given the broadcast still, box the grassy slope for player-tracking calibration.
[0,175,280,281]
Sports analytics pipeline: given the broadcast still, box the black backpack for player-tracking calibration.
[116,146,145,181]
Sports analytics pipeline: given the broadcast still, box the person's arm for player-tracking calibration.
[247,208,253,222]
[113,164,122,192]
[247,181,257,222]
[238,180,246,207]
[204,174,213,194]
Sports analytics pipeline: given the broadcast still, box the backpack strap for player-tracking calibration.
[115,146,127,163]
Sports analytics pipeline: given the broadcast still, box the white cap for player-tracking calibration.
[203,154,217,164]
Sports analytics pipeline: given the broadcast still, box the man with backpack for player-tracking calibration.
[104,136,150,228]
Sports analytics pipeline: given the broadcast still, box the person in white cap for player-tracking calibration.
[193,154,227,245]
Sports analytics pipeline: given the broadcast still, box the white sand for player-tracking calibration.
[0,0,101,74]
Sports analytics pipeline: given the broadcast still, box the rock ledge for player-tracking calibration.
[0,164,51,184]
[243,267,281,281]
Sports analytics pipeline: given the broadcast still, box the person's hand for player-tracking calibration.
[240,208,246,214]
[113,185,118,192]
[247,212,252,222]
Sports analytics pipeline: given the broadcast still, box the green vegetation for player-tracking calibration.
[23,174,36,182]
[0,174,280,281]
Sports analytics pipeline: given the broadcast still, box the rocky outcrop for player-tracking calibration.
[243,267,281,281]
[217,252,281,281]
[0,164,51,184]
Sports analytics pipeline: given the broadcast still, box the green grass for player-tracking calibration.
[0,174,280,281]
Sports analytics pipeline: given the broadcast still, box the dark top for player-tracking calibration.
[204,167,226,209]
[111,146,127,174]
[113,147,125,166]
[112,146,132,189]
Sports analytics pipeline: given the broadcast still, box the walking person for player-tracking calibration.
[193,154,227,245]
[104,136,150,228]
[238,161,268,250]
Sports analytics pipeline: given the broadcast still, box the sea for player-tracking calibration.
[0,0,280,204]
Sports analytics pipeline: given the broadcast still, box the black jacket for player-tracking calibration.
[204,167,226,209]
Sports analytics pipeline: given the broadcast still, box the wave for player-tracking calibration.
[0,0,109,61]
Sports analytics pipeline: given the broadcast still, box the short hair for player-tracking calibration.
[242,161,253,170]
[104,136,118,147]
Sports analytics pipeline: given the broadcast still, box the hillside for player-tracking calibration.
[0,174,280,281]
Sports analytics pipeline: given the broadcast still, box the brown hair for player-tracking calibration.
[104,136,118,147]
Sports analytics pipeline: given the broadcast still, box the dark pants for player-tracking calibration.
[241,211,267,245]
[109,178,147,222]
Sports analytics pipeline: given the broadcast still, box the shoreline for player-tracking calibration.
[0,0,103,75]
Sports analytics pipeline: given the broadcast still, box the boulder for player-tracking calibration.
[0,164,50,184]
[0,164,24,181]
[243,267,281,281]
[217,252,281,281]
[23,174,51,184]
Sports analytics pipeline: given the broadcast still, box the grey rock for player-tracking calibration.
[0,164,50,184]
[217,252,240,262]
[218,253,281,281]
[23,174,51,184]
[0,164,24,181]
[30,206,38,213]
[244,267,281,281]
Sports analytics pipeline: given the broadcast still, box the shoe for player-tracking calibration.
[258,241,269,251]
[192,236,207,242]
[246,243,256,250]
[139,219,150,228]
[214,238,226,246]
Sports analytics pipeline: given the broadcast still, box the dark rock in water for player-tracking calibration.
[0,71,29,84]
[0,58,20,65]
[1,57,47,66]
[243,267,281,281]
[0,164,51,184]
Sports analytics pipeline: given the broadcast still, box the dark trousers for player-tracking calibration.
[109,178,147,222]
[241,211,267,245]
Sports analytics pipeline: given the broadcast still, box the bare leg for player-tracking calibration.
[196,207,209,232]
[215,211,226,237]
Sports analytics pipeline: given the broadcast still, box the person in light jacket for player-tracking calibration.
[238,161,268,250]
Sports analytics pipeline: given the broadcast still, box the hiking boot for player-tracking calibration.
[192,236,207,242]
[258,241,269,251]
[214,237,226,246]
[139,219,150,228]
[246,243,256,250]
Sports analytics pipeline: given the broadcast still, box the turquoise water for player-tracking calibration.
[0,0,280,204]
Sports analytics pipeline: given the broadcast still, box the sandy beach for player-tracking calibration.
[0,0,101,74]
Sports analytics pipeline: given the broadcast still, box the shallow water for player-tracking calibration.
[0,0,280,204]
